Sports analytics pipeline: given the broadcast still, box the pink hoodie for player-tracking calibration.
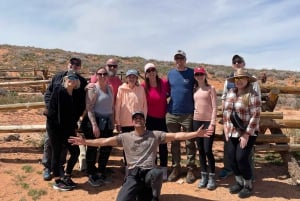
[115,83,147,127]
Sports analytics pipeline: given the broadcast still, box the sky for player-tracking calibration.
[0,0,300,71]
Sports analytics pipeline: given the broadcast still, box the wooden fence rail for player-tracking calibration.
[260,85,300,94]
[0,82,299,154]
[0,80,50,87]
[1,124,299,151]
[0,102,45,111]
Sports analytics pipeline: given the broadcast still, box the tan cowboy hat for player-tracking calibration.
[227,68,257,83]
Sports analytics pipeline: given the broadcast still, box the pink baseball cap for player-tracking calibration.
[194,66,206,74]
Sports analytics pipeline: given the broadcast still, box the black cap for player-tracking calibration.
[132,111,145,119]
[70,57,82,66]
[66,69,78,80]
[232,55,245,63]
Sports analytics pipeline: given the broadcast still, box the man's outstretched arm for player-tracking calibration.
[68,135,119,147]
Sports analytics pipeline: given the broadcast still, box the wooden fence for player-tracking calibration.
[0,80,299,151]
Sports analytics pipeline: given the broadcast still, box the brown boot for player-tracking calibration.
[186,167,196,184]
[167,166,180,182]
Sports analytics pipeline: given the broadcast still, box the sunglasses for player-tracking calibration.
[133,115,144,120]
[146,68,156,73]
[194,73,205,76]
[70,61,81,66]
[67,76,79,80]
[175,56,185,60]
[107,64,118,68]
[233,60,243,64]
[96,72,108,76]
[234,77,247,81]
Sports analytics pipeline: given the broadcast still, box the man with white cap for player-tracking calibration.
[166,50,197,183]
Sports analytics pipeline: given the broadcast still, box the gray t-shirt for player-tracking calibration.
[116,130,166,169]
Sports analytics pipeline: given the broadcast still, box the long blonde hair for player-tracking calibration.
[237,82,253,106]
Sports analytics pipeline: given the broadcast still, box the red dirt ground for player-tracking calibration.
[0,108,300,201]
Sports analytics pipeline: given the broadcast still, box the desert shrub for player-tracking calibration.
[278,94,300,109]
[206,66,216,75]
[275,72,287,80]
[215,70,228,78]
[0,91,43,104]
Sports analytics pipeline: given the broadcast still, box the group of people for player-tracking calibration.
[42,51,261,200]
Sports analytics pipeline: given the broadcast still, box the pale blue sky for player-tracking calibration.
[1,0,300,71]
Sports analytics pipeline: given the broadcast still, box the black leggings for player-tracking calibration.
[146,115,168,167]
[227,135,257,180]
[193,120,215,173]
[82,116,113,175]
[47,126,79,177]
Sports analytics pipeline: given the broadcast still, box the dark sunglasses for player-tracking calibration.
[234,77,247,81]
[233,60,243,64]
[175,56,185,60]
[146,68,156,73]
[107,64,118,68]
[71,62,81,67]
[96,72,108,76]
[194,73,205,76]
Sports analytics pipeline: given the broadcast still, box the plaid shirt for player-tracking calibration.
[223,88,261,138]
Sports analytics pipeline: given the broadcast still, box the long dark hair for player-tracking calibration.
[194,75,210,91]
[144,75,162,96]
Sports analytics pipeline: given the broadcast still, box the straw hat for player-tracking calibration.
[227,68,257,83]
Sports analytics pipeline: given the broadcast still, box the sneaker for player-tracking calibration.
[53,179,73,191]
[88,175,104,187]
[219,169,233,179]
[98,174,112,184]
[62,175,77,188]
[168,166,180,182]
[238,186,252,198]
[186,168,196,184]
[229,183,243,194]
[43,168,52,181]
